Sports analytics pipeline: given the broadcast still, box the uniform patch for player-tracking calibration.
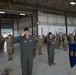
[24,40,27,43]
[29,40,32,42]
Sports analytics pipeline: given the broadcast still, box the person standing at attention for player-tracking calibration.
[47,32,56,66]
[13,27,36,75]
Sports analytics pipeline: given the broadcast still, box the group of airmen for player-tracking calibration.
[34,33,76,54]
[0,28,76,75]
[55,33,76,51]
[0,33,76,61]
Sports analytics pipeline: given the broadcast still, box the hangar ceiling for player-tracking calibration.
[0,0,76,20]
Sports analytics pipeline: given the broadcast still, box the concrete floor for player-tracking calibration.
[0,43,76,75]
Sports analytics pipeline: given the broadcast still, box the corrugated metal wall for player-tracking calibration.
[38,11,76,35]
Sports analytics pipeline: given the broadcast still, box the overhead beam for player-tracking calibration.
[15,1,76,15]
[43,11,76,17]
[0,1,76,17]
[0,8,33,14]
[0,18,18,20]
[0,0,76,14]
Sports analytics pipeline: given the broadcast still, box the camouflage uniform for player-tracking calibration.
[37,36,43,55]
[55,34,61,49]
[42,35,45,45]
[6,37,14,60]
[62,34,68,51]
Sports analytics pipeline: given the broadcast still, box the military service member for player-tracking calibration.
[62,34,68,51]
[36,35,43,55]
[55,33,61,49]
[47,32,55,66]
[6,34,14,61]
[13,27,36,75]
[42,34,45,45]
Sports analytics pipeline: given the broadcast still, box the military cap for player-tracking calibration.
[49,32,52,35]
[24,27,29,31]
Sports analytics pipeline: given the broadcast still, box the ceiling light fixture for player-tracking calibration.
[20,13,25,16]
[0,11,5,14]
[70,2,76,5]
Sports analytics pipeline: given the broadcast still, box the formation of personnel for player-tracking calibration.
[0,27,76,75]
[0,32,76,55]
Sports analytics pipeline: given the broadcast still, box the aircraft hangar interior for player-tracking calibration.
[0,0,76,75]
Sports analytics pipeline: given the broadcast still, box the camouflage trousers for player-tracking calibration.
[38,45,42,55]
[7,46,13,60]
[63,43,68,51]
[55,42,60,49]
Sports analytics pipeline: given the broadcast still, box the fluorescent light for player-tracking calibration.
[0,11,5,14]
[70,2,76,5]
[20,13,25,16]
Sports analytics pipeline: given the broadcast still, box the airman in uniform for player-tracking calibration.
[47,32,55,66]
[55,34,61,49]
[36,35,43,55]
[6,34,14,61]
[12,27,36,75]
[62,34,68,51]
[42,34,45,45]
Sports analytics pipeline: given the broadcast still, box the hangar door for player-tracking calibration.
[1,20,13,37]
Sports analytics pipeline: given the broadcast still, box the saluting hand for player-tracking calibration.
[21,32,25,37]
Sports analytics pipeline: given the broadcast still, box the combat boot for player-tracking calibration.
[52,62,56,65]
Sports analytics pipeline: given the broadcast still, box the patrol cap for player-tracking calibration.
[49,32,52,35]
[24,27,29,31]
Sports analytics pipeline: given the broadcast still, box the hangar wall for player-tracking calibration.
[17,13,38,36]
[13,11,76,37]
[17,15,32,35]
[38,11,76,36]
